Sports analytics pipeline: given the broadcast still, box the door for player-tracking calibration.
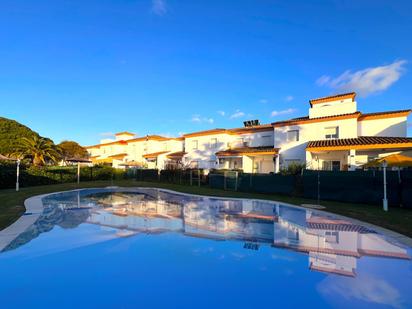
[332,161,341,171]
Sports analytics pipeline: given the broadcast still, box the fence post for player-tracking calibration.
[317,169,320,205]
[235,171,238,191]
[249,173,253,188]
[224,171,227,190]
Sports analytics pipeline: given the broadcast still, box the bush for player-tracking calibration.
[280,162,305,176]
[0,163,126,189]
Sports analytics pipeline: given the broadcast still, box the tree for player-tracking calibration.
[14,135,61,166]
[0,117,39,155]
[58,140,88,160]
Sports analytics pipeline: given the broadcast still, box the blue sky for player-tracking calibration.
[0,0,411,146]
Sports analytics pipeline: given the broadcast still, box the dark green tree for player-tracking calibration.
[58,140,89,160]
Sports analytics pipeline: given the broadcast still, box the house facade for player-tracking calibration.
[85,92,412,172]
[274,93,411,171]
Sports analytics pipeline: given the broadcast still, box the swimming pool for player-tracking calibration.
[0,187,411,308]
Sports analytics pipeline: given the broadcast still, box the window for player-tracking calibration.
[325,231,339,243]
[287,130,299,142]
[325,126,339,139]
[210,138,218,148]
[192,140,198,150]
[262,135,272,145]
[322,161,340,171]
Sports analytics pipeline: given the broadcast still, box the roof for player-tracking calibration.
[272,109,411,127]
[183,129,227,138]
[108,153,128,158]
[118,161,145,167]
[228,124,273,134]
[216,147,279,157]
[86,140,128,149]
[183,125,273,138]
[143,151,169,158]
[307,136,412,151]
[127,135,174,143]
[115,132,135,136]
[92,158,113,164]
[358,109,411,121]
[309,92,356,105]
[166,151,187,159]
[66,157,92,163]
[307,222,375,233]
[272,112,361,127]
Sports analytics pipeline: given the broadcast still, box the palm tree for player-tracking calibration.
[14,135,61,166]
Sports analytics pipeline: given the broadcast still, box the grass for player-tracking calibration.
[1,179,412,238]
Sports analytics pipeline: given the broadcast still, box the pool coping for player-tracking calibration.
[1,186,412,250]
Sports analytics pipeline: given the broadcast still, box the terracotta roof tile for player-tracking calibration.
[309,92,356,105]
[216,146,279,157]
[307,136,412,150]
[272,112,361,127]
[358,109,411,121]
[115,131,135,136]
[143,151,169,158]
[166,151,187,159]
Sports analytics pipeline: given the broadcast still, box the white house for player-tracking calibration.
[87,133,184,169]
[273,92,412,171]
[85,92,412,173]
[182,125,277,173]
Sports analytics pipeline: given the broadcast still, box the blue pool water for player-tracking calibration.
[0,188,411,308]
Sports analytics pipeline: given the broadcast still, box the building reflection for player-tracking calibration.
[1,189,410,278]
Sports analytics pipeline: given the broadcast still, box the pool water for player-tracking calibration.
[0,188,411,308]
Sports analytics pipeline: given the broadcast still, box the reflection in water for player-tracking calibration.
[1,188,409,279]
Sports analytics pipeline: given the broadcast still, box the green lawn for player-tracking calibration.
[1,179,412,238]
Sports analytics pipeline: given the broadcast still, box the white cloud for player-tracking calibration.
[99,132,114,137]
[217,110,225,116]
[151,0,167,16]
[271,108,296,117]
[191,115,214,124]
[316,60,407,97]
[318,274,403,308]
[230,110,245,119]
[285,95,294,101]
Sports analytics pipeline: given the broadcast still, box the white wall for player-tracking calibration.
[184,133,231,169]
[183,129,274,170]
[275,118,358,168]
[358,116,407,137]
[309,100,357,119]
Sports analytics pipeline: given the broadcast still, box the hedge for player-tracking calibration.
[0,163,127,189]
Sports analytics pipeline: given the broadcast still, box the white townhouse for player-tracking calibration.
[87,132,133,168]
[127,135,184,170]
[273,92,412,171]
[85,92,411,173]
[86,132,184,169]
[182,125,277,173]
[273,205,410,277]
